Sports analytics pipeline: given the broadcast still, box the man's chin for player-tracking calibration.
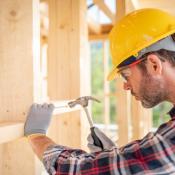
[141,101,157,109]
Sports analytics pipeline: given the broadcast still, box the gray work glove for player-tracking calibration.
[24,103,54,136]
[87,127,116,152]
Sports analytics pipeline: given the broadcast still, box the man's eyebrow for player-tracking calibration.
[120,69,131,76]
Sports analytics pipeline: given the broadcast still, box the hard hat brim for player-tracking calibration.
[107,35,175,81]
[107,67,118,81]
[108,8,175,81]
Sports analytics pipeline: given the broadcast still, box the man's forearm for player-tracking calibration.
[28,135,57,160]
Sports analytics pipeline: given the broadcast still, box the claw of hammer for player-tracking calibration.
[68,96,100,108]
[67,96,100,127]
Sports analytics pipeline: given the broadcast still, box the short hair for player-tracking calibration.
[137,49,175,72]
[138,33,175,71]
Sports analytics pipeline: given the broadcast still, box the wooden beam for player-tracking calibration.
[0,0,41,174]
[115,0,152,143]
[53,100,82,115]
[40,1,49,44]
[48,0,90,150]
[88,16,101,35]
[88,24,112,40]
[116,79,131,146]
[115,0,132,147]
[93,0,116,24]
[103,41,110,131]
[116,0,126,21]
[0,122,24,144]
[89,33,109,41]
[140,0,175,8]
[131,97,152,140]
[139,0,175,15]
[101,24,113,33]
[125,0,136,14]
[130,0,140,9]
[0,102,81,145]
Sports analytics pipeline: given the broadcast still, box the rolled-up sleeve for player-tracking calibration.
[42,117,175,175]
[43,145,88,175]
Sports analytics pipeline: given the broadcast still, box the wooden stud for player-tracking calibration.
[101,24,113,34]
[89,24,113,41]
[0,103,81,145]
[88,16,102,35]
[125,0,136,13]
[0,122,24,144]
[131,97,152,140]
[0,0,41,174]
[115,0,132,147]
[115,0,153,144]
[116,0,126,21]
[93,0,116,24]
[48,0,90,150]
[130,0,140,9]
[89,33,109,41]
[103,41,110,131]
[116,79,131,146]
[139,0,175,15]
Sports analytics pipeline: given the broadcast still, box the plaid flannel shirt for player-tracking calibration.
[43,107,175,175]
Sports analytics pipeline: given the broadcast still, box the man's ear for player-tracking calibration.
[146,54,163,75]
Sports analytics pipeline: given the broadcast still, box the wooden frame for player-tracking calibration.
[47,0,90,149]
[93,0,116,24]
[0,101,82,144]
[88,16,102,34]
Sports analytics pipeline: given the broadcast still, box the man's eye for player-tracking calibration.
[121,74,129,81]
[121,76,127,81]
[124,76,128,81]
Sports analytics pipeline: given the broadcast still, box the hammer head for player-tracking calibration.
[68,96,100,108]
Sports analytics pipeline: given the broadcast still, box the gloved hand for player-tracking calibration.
[87,127,116,152]
[24,103,54,136]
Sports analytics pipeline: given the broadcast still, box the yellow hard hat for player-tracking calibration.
[107,8,175,81]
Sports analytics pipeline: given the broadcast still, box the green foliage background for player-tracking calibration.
[90,41,116,124]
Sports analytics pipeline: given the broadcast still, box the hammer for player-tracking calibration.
[68,96,104,149]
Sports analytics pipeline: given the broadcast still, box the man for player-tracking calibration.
[25,8,175,174]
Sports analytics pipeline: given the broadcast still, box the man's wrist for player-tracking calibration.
[27,135,57,160]
[27,133,46,139]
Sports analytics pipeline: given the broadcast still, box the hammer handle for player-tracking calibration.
[84,107,94,128]
[90,127,104,149]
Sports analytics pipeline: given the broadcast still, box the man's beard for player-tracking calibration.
[139,74,167,108]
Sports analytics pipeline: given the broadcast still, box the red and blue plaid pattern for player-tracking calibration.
[43,107,175,175]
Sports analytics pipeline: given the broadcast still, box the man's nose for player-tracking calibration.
[123,82,131,90]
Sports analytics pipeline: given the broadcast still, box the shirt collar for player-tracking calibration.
[168,106,175,118]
